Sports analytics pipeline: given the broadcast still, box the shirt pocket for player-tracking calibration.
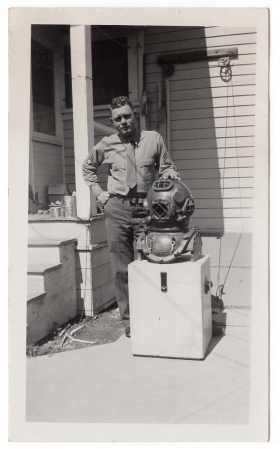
[138,158,156,181]
[112,161,126,171]
[111,161,126,181]
[139,158,155,168]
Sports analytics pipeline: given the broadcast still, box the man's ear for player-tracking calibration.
[109,117,113,124]
[133,110,137,116]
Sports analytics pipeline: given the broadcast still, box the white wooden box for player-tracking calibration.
[128,255,212,359]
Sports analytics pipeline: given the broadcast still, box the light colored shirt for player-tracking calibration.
[82,130,180,198]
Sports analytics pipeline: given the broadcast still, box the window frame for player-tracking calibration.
[31,34,63,144]
[60,27,141,111]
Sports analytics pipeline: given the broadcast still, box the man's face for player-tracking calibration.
[110,104,137,138]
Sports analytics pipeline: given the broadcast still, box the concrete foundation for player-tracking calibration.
[128,255,212,359]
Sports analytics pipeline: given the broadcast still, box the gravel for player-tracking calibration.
[26,304,125,358]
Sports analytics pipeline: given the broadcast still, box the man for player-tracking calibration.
[82,96,180,337]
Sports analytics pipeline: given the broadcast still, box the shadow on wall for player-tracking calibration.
[145,26,236,237]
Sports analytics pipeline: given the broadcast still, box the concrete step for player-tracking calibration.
[26,236,78,344]
[27,262,62,275]
[27,274,45,292]
[27,262,62,292]
[28,217,107,247]
[28,247,61,265]
[28,237,77,246]
[27,291,46,303]
[27,237,76,296]
[28,237,77,266]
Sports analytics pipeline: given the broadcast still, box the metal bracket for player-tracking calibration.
[193,232,202,262]
[204,277,213,294]
[157,47,238,66]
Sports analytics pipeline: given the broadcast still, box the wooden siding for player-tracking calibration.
[32,140,63,208]
[144,26,256,232]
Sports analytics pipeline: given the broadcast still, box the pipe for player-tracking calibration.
[166,78,171,153]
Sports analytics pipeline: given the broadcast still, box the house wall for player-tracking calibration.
[58,27,256,326]
[144,26,256,233]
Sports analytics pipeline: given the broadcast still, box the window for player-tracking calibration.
[64,36,129,108]
[31,39,56,136]
[91,37,129,106]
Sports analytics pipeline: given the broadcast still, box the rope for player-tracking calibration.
[215,56,245,303]
[218,56,232,67]
[217,57,231,292]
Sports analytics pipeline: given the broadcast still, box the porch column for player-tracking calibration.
[70,25,97,218]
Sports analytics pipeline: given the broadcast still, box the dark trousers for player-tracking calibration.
[104,197,144,327]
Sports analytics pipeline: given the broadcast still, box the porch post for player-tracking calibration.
[70,25,97,218]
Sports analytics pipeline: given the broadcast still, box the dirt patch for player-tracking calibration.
[26,304,125,358]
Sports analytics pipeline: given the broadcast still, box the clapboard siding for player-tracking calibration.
[171,127,254,140]
[145,26,256,40]
[193,208,253,218]
[146,63,256,83]
[146,54,257,75]
[144,26,256,232]
[169,95,256,110]
[60,26,256,232]
[185,177,254,189]
[145,44,257,64]
[192,188,253,199]
[169,105,255,120]
[148,80,256,97]
[172,136,255,150]
[169,116,255,129]
[172,147,255,159]
[189,217,252,232]
[178,167,254,179]
[145,33,257,54]
[32,140,63,207]
[173,157,254,170]
[196,197,253,208]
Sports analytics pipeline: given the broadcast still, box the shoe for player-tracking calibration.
[125,326,131,338]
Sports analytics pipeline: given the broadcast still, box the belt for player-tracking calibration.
[110,194,146,205]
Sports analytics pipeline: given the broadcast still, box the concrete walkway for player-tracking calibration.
[26,326,250,424]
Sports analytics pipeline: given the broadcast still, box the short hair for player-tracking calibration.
[109,96,134,115]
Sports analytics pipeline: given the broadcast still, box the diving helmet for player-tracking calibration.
[137,178,202,263]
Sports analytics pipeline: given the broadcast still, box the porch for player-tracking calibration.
[27,24,254,343]
[27,213,116,343]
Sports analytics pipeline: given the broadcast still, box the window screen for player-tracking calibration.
[31,39,56,136]
[91,37,129,106]
[64,36,129,108]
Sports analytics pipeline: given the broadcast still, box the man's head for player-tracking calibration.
[109,96,138,139]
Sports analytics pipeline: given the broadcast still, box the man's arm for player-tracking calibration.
[156,133,181,180]
[82,144,109,203]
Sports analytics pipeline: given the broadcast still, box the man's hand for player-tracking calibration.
[161,172,181,180]
[97,191,110,204]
